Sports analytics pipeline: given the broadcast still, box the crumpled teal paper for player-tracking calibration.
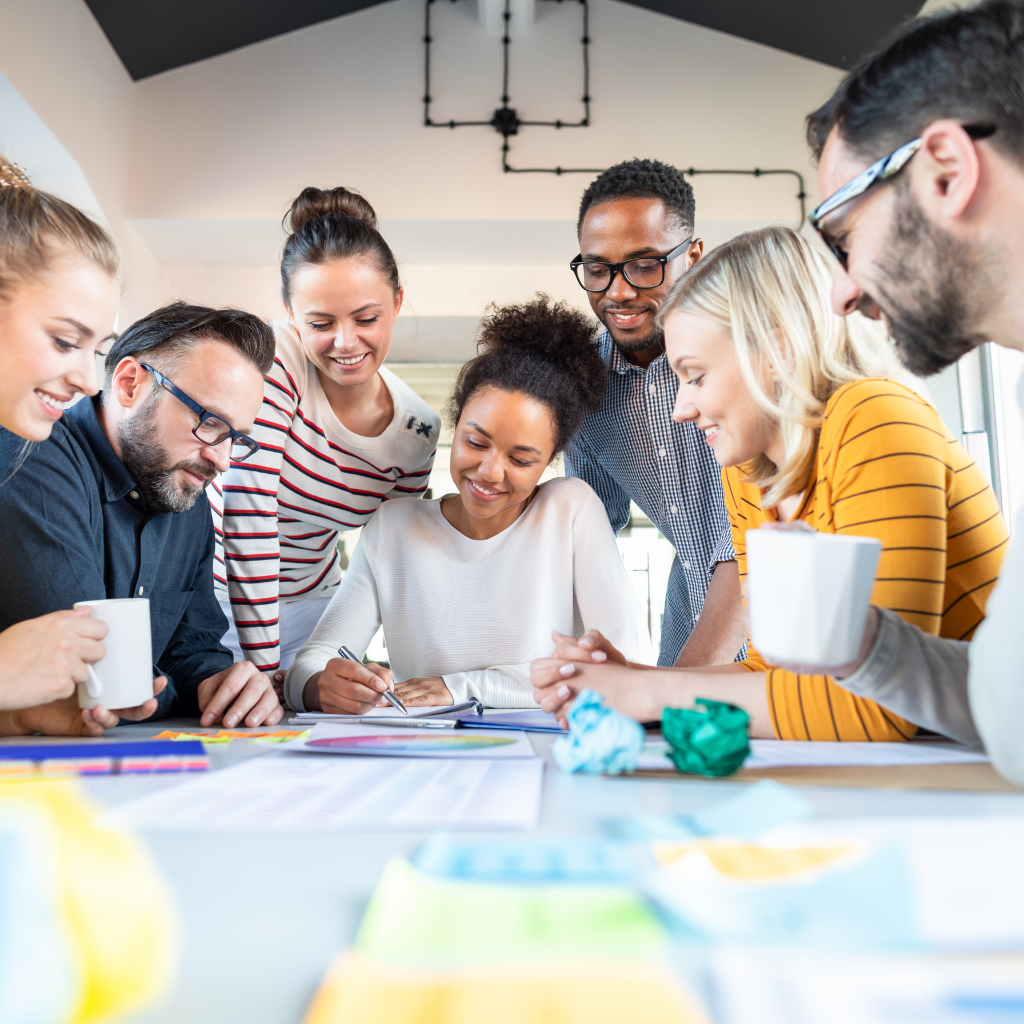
[662,698,750,777]
[553,689,645,775]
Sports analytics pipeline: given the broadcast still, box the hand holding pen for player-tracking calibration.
[337,645,408,715]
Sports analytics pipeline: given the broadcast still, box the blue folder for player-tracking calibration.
[456,711,566,733]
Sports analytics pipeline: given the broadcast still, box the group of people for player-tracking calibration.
[1,0,1024,783]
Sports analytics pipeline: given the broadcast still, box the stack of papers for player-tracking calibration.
[280,722,536,759]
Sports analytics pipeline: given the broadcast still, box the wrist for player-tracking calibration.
[302,672,323,712]
[0,707,32,736]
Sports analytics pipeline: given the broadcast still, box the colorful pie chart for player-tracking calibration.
[305,734,517,753]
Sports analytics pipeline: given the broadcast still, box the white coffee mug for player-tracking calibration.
[745,528,882,670]
[73,598,154,710]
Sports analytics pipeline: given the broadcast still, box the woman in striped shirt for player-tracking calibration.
[210,187,439,673]
[531,226,1008,741]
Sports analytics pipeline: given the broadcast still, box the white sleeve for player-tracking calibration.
[442,665,536,708]
[572,491,656,665]
[284,514,383,711]
[969,509,1024,782]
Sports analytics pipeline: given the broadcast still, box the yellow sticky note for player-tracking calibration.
[652,839,856,878]
[304,951,710,1024]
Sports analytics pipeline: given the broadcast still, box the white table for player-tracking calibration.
[10,720,1024,1024]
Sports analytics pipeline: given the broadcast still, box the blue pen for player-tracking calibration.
[337,645,408,715]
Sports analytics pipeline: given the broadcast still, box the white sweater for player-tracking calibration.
[209,322,439,671]
[285,475,655,710]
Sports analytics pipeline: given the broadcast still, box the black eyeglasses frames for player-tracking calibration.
[140,363,260,463]
[569,237,696,293]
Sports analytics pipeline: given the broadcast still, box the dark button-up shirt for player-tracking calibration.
[0,396,232,718]
[565,330,736,665]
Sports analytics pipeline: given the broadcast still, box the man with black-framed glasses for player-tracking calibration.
[564,159,747,669]
[0,302,283,737]
[789,0,1024,785]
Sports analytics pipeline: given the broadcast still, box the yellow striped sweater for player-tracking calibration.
[725,378,1008,741]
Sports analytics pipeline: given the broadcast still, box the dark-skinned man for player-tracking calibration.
[564,159,747,667]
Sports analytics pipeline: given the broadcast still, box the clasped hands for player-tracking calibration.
[531,630,664,727]
[304,658,454,715]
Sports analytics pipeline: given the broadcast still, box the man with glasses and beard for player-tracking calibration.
[0,302,284,736]
[565,159,746,668]
[794,0,1024,783]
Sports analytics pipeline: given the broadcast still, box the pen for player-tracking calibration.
[336,645,408,716]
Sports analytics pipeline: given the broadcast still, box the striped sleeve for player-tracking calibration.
[763,383,955,741]
[218,356,298,671]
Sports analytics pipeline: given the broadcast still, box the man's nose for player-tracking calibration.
[204,442,232,474]
[831,265,864,317]
[605,270,639,303]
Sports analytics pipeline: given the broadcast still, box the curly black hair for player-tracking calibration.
[577,158,695,234]
[446,295,607,456]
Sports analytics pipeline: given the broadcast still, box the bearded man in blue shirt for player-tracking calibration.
[0,302,284,736]
[566,159,746,666]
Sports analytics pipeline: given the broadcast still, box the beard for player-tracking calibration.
[875,188,998,377]
[597,303,664,355]
[118,392,216,514]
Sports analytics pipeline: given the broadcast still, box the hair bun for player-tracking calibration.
[285,186,377,235]
[0,153,32,191]
[477,294,605,410]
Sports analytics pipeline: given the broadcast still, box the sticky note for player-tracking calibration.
[303,951,710,1024]
[357,857,667,960]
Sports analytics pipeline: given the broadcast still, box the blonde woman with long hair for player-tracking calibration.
[531,225,1008,741]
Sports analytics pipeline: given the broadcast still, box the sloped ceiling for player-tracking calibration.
[84,0,925,81]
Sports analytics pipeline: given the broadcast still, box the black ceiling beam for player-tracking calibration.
[617,0,926,70]
[84,0,926,82]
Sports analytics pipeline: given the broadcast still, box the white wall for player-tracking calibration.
[120,0,842,349]
[0,0,161,325]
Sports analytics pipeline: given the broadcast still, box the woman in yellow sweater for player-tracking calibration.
[531,225,1008,741]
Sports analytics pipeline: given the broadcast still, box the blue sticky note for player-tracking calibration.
[620,780,814,841]
[413,832,636,884]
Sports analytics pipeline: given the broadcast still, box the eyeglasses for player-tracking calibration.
[570,237,695,293]
[140,363,260,463]
[809,123,997,268]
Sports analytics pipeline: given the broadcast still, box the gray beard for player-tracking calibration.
[876,188,997,377]
[117,392,209,514]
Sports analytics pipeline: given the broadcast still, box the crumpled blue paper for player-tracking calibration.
[553,689,646,775]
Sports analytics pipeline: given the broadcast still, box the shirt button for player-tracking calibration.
[130,491,139,499]
[138,586,144,595]
[658,447,667,458]
[670,504,678,514]
[683,561,691,569]
[649,384,657,395]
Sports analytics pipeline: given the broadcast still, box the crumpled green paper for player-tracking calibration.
[661,698,750,777]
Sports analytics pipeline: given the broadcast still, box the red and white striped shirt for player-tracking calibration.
[209,323,439,670]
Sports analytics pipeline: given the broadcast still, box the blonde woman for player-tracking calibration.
[0,155,164,734]
[531,225,1008,741]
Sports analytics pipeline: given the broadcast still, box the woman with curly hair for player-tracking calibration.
[285,295,655,713]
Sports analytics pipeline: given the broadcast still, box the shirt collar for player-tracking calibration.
[66,395,142,504]
[598,329,666,376]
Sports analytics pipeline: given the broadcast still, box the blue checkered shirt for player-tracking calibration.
[565,330,736,665]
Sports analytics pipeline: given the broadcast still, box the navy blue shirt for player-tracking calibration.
[0,396,232,718]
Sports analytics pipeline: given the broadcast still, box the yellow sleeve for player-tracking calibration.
[764,382,957,741]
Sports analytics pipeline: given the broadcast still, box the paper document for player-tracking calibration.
[637,739,988,772]
[281,722,537,759]
[101,754,544,832]
[713,946,1024,1024]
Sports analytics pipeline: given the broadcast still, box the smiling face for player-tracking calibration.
[816,128,993,375]
[287,257,402,387]
[664,311,780,469]
[577,197,699,362]
[0,256,119,441]
[113,339,264,513]
[448,386,557,527]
